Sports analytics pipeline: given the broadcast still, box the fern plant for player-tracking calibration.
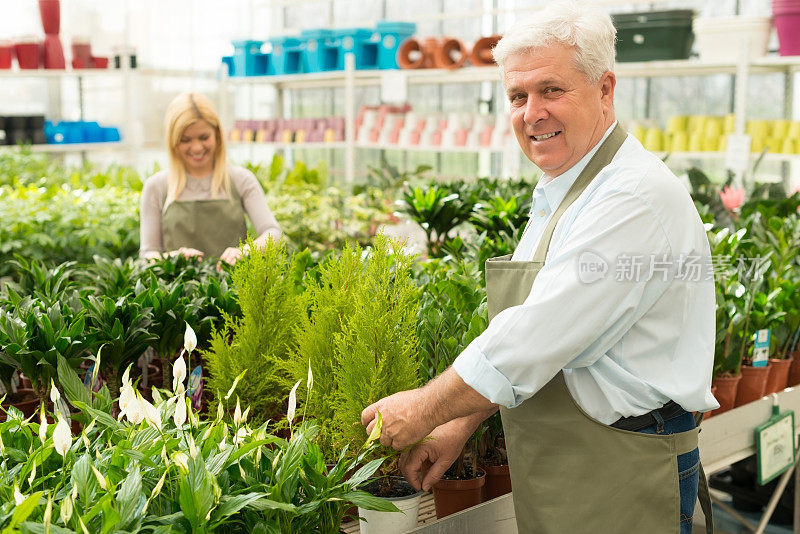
[204,239,308,424]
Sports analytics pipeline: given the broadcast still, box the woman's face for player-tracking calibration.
[178,120,217,176]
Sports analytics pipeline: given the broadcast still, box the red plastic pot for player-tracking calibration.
[71,39,92,68]
[91,56,109,68]
[15,41,40,69]
[39,0,60,35]
[482,464,511,501]
[765,357,793,394]
[43,34,65,69]
[0,42,12,69]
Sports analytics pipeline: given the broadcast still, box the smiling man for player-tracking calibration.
[361,2,717,533]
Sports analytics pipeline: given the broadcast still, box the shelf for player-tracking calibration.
[656,151,800,164]
[228,141,347,149]
[0,142,127,153]
[358,142,508,154]
[0,68,217,79]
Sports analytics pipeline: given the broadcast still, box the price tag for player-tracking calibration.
[752,328,770,367]
[756,401,796,485]
[380,71,408,103]
[725,133,751,177]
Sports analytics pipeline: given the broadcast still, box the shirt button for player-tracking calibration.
[538,209,547,217]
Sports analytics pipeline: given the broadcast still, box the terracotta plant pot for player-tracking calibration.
[433,37,467,69]
[1,388,39,420]
[734,364,771,407]
[432,469,485,518]
[482,464,511,501]
[787,350,800,386]
[469,35,501,66]
[711,374,741,415]
[765,357,793,394]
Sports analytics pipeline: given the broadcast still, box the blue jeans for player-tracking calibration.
[636,410,699,534]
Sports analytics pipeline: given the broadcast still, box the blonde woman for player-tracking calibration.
[139,92,281,264]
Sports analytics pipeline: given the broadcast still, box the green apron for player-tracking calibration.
[486,125,713,533]
[161,181,247,259]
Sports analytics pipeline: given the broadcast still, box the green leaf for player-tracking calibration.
[209,492,267,528]
[58,354,91,409]
[18,522,76,534]
[341,490,399,512]
[117,464,143,526]
[4,492,43,530]
[246,499,297,513]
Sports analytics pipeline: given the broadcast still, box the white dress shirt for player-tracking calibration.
[453,123,720,424]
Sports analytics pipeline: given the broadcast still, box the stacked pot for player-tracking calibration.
[40,0,66,69]
[773,0,800,55]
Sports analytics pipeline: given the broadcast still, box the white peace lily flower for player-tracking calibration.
[172,355,187,393]
[121,364,131,386]
[217,401,224,422]
[60,495,73,523]
[233,397,242,426]
[218,438,228,452]
[28,461,36,486]
[71,485,78,500]
[118,379,135,413]
[184,322,197,354]
[233,427,249,446]
[287,380,301,425]
[188,435,198,458]
[13,484,24,506]
[91,465,108,490]
[43,495,52,527]
[82,432,91,450]
[173,395,187,428]
[53,416,71,457]
[307,360,313,391]
[224,370,247,401]
[38,408,48,445]
[151,387,164,405]
[139,393,162,431]
[173,451,189,471]
[241,406,250,425]
[120,390,143,425]
[49,381,60,405]
[0,433,5,455]
[152,470,168,498]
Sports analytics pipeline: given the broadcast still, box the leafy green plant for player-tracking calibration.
[402,184,474,257]
[204,239,308,425]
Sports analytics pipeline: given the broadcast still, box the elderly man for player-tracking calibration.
[362,1,718,533]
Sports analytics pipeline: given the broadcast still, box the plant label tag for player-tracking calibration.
[756,407,796,485]
[188,365,203,411]
[752,329,770,367]
[381,71,408,103]
[725,134,751,177]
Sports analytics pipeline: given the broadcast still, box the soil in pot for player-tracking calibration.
[359,476,422,534]
[1,388,39,420]
[735,364,771,407]
[711,374,741,416]
[432,464,485,518]
[765,357,793,394]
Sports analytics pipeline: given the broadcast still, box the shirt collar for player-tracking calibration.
[536,121,618,210]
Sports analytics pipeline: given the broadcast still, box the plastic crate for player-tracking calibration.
[335,28,378,70]
[231,40,266,76]
[269,36,304,75]
[612,10,694,62]
[221,55,234,76]
[301,29,339,72]
[376,21,416,69]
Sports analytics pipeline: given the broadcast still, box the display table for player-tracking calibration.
[409,386,800,534]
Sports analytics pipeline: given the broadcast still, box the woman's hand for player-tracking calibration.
[175,247,204,259]
[219,245,249,266]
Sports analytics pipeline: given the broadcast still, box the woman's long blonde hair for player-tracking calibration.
[164,92,230,205]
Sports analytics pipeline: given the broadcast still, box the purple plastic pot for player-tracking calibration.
[774,12,800,55]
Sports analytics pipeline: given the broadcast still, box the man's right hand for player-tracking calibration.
[399,417,477,492]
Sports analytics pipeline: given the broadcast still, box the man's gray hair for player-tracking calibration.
[493,1,616,83]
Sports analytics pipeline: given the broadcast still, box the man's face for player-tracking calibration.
[504,44,615,177]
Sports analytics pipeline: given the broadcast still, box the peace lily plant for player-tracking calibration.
[0,324,397,533]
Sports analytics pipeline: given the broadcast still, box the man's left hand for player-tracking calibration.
[361,389,436,450]
[220,247,245,265]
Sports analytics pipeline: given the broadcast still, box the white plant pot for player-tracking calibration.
[694,16,772,62]
[358,491,423,534]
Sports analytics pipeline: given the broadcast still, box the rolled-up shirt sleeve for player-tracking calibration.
[453,187,673,408]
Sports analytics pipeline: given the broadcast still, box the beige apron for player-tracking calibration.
[486,125,713,533]
[161,182,248,258]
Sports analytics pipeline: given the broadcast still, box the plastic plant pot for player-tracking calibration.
[376,21,416,69]
[0,41,12,69]
[91,56,109,68]
[15,39,41,69]
[71,38,92,68]
[43,34,65,69]
[39,0,60,34]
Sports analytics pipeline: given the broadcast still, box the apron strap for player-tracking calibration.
[693,411,714,533]
[532,124,628,263]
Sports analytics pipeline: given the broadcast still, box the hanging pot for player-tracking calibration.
[765,357,793,394]
[432,468,485,518]
[710,374,741,415]
[734,364,771,407]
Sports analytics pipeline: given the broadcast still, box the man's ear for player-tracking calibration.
[599,71,616,109]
